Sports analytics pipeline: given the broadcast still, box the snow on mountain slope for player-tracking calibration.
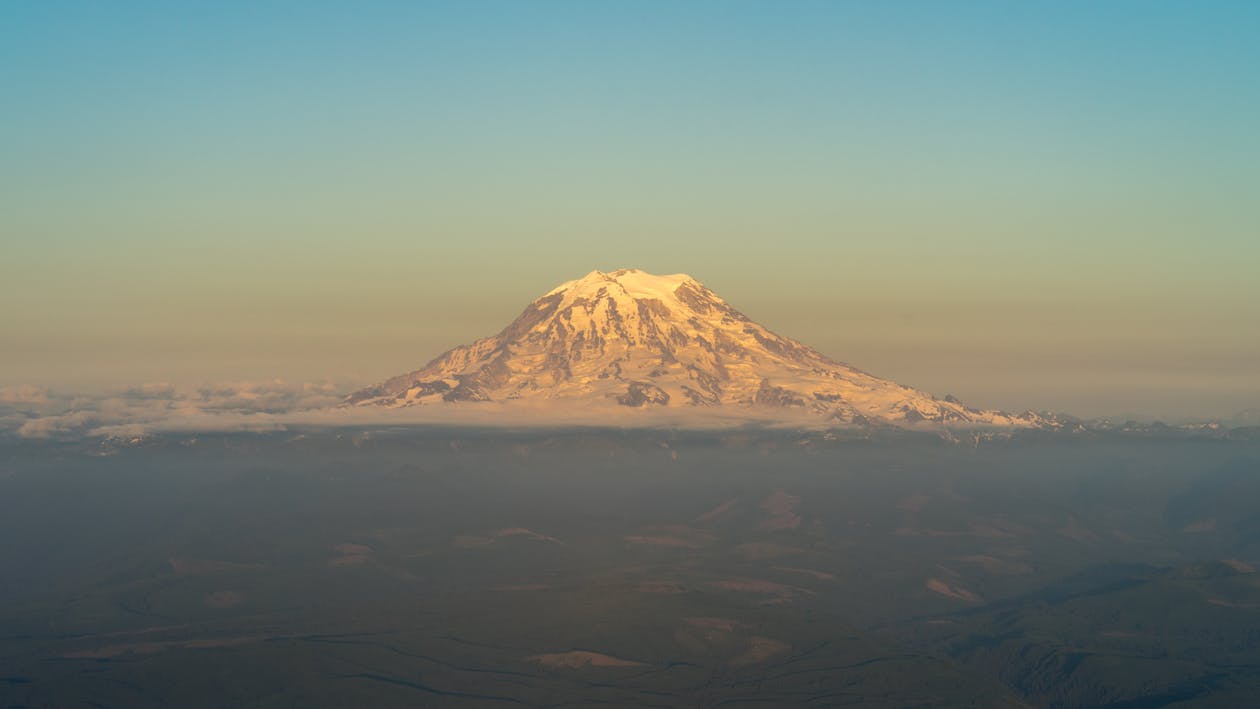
[346,269,1051,428]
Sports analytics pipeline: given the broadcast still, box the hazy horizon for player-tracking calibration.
[2,263,1255,421]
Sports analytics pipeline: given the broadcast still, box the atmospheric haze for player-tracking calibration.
[2,3,1260,709]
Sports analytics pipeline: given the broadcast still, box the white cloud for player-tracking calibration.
[17,410,99,439]
[0,384,50,405]
[8,379,346,439]
[5,378,799,440]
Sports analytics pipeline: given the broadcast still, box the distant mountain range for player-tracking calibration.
[347,269,1056,429]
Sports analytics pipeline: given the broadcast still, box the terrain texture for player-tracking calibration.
[2,428,1258,707]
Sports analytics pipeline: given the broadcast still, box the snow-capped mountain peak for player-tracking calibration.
[346,269,1051,428]
[539,270,696,321]
[545,268,694,299]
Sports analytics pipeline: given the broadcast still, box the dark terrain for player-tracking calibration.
[1,427,1258,707]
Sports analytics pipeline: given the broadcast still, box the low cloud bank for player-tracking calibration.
[1,379,809,440]
[0,384,51,405]
[8,381,1256,440]
[3,380,343,439]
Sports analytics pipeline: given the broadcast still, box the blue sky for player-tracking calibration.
[2,1,1258,417]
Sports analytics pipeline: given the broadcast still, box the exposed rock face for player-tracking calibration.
[347,269,1049,428]
[617,381,671,407]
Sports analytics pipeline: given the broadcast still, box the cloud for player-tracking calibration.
[17,410,98,439]
[190,379,338,413]
[0,384,50,405]
[8,379,345,439]
[5,378,801,440]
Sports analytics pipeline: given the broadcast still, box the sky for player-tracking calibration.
[2,1,1258,419]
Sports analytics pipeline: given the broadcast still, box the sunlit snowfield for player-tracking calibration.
[2,427,1258,707]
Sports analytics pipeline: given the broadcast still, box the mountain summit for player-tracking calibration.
[347,269,1047,427]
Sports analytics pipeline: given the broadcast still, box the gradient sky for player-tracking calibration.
[3,1,1258,419]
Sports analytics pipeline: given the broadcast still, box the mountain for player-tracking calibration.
[346,269,1051,428]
